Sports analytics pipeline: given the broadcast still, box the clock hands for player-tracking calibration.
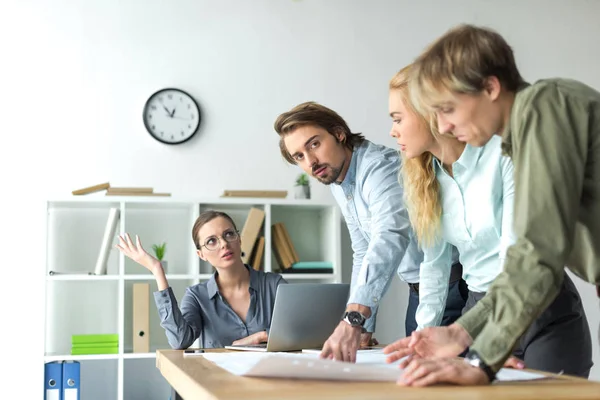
[160,105,187,120]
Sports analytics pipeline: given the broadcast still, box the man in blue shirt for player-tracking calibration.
[274,101,467,362]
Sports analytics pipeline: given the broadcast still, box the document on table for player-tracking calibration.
[201,349,547,382]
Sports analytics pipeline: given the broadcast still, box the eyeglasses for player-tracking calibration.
[201,229,240,251]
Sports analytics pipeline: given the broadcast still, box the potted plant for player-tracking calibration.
[294,173,311,199]
[152,242,168,272]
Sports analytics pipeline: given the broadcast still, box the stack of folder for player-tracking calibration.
[45,361,80,399]
[71,334,119,355]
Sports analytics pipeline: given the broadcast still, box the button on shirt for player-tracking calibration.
[330,140,422,331]
[416,136,516,329]
[153,265,286,349]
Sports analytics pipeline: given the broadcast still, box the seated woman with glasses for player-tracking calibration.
[116,210,287,349]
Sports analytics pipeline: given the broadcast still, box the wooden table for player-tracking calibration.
[156,349,600,400]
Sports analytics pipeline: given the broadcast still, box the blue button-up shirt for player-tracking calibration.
[416,135,516,329]
[331,140,422,331]
[154,265,286,349]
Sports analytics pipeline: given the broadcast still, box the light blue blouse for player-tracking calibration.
[416,135,516,329]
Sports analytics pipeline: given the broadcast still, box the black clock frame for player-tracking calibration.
[142,87,202,145]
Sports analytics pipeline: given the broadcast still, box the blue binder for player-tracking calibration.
[44,361,63,400]
[62,361,80,400]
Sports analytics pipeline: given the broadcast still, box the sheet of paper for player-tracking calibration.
[494,368,547,382]
[202,351,401,381]
[202,351,547,382]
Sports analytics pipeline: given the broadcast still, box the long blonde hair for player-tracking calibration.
[389,65,441,247]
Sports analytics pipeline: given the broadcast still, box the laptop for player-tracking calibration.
[225,283,350,352]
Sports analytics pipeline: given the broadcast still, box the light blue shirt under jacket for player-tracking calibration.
[331,140,422,332]
[416,135,516,329]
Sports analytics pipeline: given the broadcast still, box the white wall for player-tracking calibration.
[3,0,600,397]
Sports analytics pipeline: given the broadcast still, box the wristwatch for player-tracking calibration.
[342,311,367,329]
[464,350,496,383]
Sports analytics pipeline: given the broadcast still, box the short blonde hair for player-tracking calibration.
[390,65,442,247]
[410,24,524,111]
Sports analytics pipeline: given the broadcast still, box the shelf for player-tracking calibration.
[123,352,157,359]
[44,198,342,400]
[124,274,212,280]
[49,196,336,207]
[46,274,213,281]
[44,352,160,361]
[279,273,336,280]
[44,353,119,362]
[47,274,120,281]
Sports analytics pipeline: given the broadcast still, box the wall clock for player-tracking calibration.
[142,88,201,145]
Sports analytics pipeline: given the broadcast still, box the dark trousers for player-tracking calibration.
[463,272,593,378]
[405,272,468,336]
[171,388,183,400]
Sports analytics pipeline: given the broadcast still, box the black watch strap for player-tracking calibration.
[465,350,496,382]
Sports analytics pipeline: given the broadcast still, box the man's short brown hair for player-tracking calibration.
[274,101,364,164]
[410,24,525,110]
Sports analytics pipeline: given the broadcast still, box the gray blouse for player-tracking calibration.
[154,265,287,349]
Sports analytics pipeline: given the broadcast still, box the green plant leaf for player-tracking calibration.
[295,173,309,186]
[152,242,167,260]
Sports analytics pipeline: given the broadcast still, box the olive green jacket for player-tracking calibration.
[457,78,600,372]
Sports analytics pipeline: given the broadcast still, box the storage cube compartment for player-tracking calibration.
[124,358,171,400]
[79,359,119,400]
[47,201,121,275]
[123,279,195,353]
[270,204,338,273]
[45,280,119,357]
[123,202,196,275]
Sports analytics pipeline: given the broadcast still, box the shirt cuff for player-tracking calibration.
[363,305,378,332]
[347,287,381,310]
[455,297,491,339]
[153,286,174,307]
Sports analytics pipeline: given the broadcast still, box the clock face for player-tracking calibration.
[143,88,201,145]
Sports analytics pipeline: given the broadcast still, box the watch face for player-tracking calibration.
[347,311,364,326]
[143,88,201,145]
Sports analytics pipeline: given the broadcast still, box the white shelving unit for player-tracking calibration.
[44,197,342,400]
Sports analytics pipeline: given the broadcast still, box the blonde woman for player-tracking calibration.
[384,65,591,381]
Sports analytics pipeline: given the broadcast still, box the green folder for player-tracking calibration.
[72,342,118,349]
[71,334,119,345]
[71,346,119,355]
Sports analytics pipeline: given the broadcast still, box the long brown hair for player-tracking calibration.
[389,65,442,247]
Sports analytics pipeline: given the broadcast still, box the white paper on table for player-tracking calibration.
[203,351,402,381]
[494,368,547,382]
[202,351,547,382]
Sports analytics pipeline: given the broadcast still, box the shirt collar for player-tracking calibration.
[207,264,256,299]
[432,143,482,173]
[337,142,365,187]
[501,81,531,157]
